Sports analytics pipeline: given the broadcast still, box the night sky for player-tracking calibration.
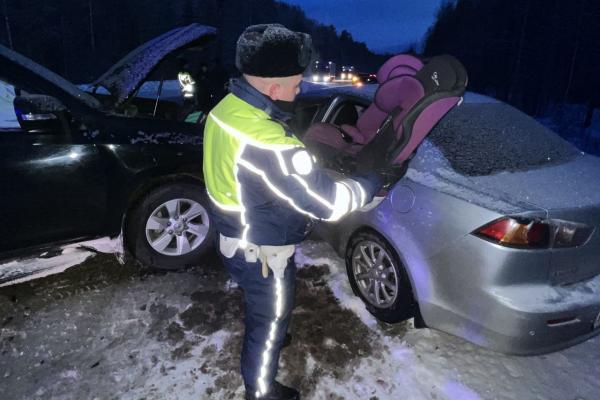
[280,0,444,53]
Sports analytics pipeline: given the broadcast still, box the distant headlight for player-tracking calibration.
[312,74,320,82]
[341,73,347,80]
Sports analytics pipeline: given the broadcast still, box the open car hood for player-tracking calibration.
[91,23,216,105]
[0,44,101,109]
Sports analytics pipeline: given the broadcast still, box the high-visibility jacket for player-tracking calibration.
[203,78,372,246]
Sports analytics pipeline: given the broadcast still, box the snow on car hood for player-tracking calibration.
[0,44,101,109]
[91,23,216,105]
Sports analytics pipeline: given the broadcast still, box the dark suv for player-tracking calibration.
[0,24,222,273]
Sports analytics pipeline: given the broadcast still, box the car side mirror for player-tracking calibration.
[13,95,70,134]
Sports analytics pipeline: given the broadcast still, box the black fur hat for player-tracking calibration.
[236,24,313,77]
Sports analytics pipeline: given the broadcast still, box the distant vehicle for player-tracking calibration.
[338,65,355,81]
[354,72,378,85]
[292,81,600,355]
[311,60,335,83]
[0,24,221,274]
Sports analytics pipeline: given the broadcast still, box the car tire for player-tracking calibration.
[126,182,215,270]
[346,231,416,323]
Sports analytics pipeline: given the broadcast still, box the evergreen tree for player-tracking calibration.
[0,0,388,82]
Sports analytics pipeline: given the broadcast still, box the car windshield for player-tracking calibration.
[427,103,580,176]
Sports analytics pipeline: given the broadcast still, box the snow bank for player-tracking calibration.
[0,236,124,287]
[0,247,94,287]
[0,80,19,128]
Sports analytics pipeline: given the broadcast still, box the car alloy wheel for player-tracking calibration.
[145,198,209,256]
[351,240,399,309]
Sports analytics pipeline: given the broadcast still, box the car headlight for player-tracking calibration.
[341,73,347,80]
[312,74,320,82]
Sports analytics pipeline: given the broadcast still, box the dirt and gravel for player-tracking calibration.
[0,248,391,400]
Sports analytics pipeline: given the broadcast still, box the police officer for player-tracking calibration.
[203,24,382,400]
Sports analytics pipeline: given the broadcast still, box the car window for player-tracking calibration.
[102,63,226,125]
[291,104,321,134]
[332,102,366,126]
[428,103,580,176]
[0,78,58,132]
[125,79,194,122]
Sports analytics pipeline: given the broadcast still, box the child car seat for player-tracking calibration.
[303,54,467,173]
[303,55,424,151]
[356,55,467,171]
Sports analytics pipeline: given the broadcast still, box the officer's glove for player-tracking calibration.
[351,165,406,204]
[349,171,384,205]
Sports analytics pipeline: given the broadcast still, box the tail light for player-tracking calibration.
[552,220,595,248]
[473,217,594,249]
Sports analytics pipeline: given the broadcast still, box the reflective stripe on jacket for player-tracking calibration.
[203,80,367,246]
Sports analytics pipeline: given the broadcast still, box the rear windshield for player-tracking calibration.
[428,103,579,176]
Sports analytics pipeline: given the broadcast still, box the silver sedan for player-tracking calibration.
[298,89,600,354]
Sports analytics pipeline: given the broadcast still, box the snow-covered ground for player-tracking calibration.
[0,236,123,287]
[0,240,598,400]
[296,242,600,400]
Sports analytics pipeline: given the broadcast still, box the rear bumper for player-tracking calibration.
[420,236,600,355]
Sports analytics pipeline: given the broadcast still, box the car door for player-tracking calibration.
[0,76,108,253]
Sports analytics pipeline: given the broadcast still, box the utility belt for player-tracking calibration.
[219,234,295,279]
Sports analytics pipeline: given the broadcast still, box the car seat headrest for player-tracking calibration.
[388,65,420,80]
[377,54,424,83]
[415,55,467,94]
[374,75,425,114]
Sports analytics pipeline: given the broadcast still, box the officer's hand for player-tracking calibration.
[352,165,407,203]
[350,171,384,204]
[378,165,406,189]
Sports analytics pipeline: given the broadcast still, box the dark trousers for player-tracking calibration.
[220,250,296,396]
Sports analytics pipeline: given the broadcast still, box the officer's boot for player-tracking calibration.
[245,381,300,400]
